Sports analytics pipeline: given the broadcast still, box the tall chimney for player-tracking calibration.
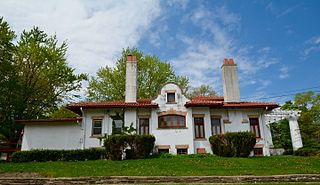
[221,58,240,103]
[125,55,137,103]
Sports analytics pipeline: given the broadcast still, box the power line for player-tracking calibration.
[243,90,320,101]
[242,85,320,100]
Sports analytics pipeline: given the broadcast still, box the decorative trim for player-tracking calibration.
[156,145,170,149]
[175,144,189,149]
[192,114,205,117]
[223,119,231,124]
[248,115,259,118]
[158,108,187,116]
[254,144,264,148]
[91,116,104,119]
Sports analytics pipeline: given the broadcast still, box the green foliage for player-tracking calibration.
[49,107,78,118]
[187,84,218,98]
[104,134,155,160]
[0,17,87,144]
[209,132,256,157]
[294,147,320,157]
[270,119,292,149]
[282,91,320,148]
[11,148,106,163]
[87,47,189,101]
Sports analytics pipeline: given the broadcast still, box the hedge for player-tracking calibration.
[209,132,256,157]
[11,148,106,163]
[294,147,320,156]
[104,134,155,160]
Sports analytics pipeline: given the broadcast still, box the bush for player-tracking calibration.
[294,147,320,156]
[283,149,293,155]
[209,132,256,157]
[104,134,155,160]
[11,148,106,163]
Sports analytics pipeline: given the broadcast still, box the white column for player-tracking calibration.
[288,117,303,151]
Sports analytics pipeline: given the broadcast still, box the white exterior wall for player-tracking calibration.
[124,108,137,129]
[151,83,194,154]
[21,123,82,151]
[81,108,123,149]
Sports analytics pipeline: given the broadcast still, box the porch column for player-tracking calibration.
[288,116,303,151]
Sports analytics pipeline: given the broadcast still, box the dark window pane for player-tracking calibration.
[158,115,185,128]
[177,148,188,155]
[167,93,175,102]
[211,118,221,136]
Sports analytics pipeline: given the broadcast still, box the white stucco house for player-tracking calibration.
[19,56,303,156]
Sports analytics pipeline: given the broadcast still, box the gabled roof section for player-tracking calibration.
[66,99,158,115]
[185,96,278,110]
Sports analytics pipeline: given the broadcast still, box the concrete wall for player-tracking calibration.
[21,123,82,151]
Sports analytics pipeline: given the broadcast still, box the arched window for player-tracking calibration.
[158,115,186,128]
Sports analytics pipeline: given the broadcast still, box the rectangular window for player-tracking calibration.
[167,92,175,103]
[92,119,102,136]
[211,117,222,136]
[177,148,188,155]
[194,117,205,139]
[158,115,186,128]
[158,149,169,154]
[250,118,261,138]
[254,148,263,156]
[139,118,149,135]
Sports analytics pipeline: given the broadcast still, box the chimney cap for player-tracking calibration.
[127,55,136,62]
[223,58,235,65]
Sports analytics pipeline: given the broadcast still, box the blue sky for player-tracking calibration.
[1,0,319,103]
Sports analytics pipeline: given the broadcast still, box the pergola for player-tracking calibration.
[265,108,303,151]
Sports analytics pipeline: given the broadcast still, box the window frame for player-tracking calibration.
[138,117,150,135]
[166,92,176,103]
[211,117,222,136]
[158,149,169,154]
[249,117,261,138]
[92,119,103,136]
[158,114,186,129]
[194,117,205,139]
[177,148,188,155]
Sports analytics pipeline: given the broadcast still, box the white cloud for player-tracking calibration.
[302,36,320,58]
[170,5,277,94]
[279,66,289,79]
[0,0,161,75]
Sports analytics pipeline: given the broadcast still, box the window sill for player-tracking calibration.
[90,135,102,138]
[166,102,177,104]
[157,127,188,130]
[194,138,207,141]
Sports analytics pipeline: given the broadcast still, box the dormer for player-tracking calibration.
[153,82,189,111]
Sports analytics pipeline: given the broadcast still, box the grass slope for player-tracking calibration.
[0,156,319,177]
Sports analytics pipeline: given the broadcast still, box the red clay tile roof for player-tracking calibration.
[66,99,158,115]
[185,96,278,110]
[16,118,82,124]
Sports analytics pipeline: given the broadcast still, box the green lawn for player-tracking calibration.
[0,155,319,177]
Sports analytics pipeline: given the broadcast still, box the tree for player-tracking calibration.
[87,48,188,101]
[0,17,19,143]
[0,18,87,144]
[281,91,320,148]
[187,84,218,98]
[49,107,78,118]
[14,27,87,120]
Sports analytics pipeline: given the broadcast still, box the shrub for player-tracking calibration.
[283,149,293,155]
[104,134,155,160]
[11,148,106,163]
[209,132,256,157]
[294,147,320,156]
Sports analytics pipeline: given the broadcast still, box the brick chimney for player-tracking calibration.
[221,58,240,103]
[125,55,137,103]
